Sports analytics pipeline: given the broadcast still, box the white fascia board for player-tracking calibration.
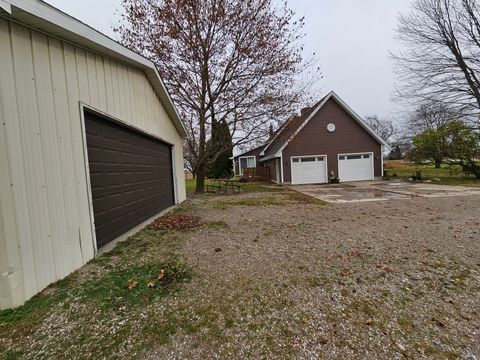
[0,0,11,14]
[5,0,186,137]
[259,154,280,162]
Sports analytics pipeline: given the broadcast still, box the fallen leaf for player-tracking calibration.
[341,269,353,276]
[365,318,374,326]
[396,342,406,352]
[378,264,393,272]
[158,269,165,280]
[432,317,447,327]
[147,281,156,288]
[128,280,138,289]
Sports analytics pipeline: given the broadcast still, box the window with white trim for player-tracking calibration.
[239,156,256,175]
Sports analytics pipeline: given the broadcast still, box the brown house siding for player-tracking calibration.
[262,158,278,182]
[282,98,382,183]
[233,146,264,175]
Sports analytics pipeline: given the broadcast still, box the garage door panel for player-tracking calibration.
[85,112,175,248]
[291,156,327,185]
[338,153,373,182]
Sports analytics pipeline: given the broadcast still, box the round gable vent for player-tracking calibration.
[327,123,336,132]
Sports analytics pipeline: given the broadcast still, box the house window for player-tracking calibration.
[363,154,370,159]
[301,157,316,162]
[292,158,300,163]
[239,156,256,175]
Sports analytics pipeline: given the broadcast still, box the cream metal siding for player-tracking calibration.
[0,18,186,309]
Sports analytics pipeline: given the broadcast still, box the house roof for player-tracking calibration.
[233,144,266,159]
[0,0,187,137]
[261,96,327,158]
[260,91,388,160]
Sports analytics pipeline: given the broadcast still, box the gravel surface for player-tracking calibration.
[1,189,479,360]
[146,192,480,359]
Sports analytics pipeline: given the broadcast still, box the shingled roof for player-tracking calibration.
[235,91,388,161]
[261,96,328,158]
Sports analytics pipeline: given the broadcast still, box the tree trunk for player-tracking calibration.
[435,160,441,168]
[195,163,205,193]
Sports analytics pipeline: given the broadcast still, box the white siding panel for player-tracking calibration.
[0,19,186,309]
[10,23,46,298]
[48,38,84,271]
[104,58,115,115]
[95,54,107,111]
[32,31,71,283]
[0,19,28,308]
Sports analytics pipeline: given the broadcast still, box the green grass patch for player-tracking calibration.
[284,190,327,205]
[0,259,191,326]
[384,160,480,187]
[185,179,196,193]
[185,179,284,195]
[80,260,192,309]
[237,182,284,193]
[214,195,284,209]
[0,277,72,327]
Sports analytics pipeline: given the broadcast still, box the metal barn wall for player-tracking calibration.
[0,18,186,309]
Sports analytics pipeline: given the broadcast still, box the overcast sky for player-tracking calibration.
[45,0,412,121]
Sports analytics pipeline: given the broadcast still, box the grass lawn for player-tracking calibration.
[384,160,480,188]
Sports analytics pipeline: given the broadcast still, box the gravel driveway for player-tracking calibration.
[146,190,480,359]
[2,186,478,360]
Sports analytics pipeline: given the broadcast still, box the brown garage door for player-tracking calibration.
[84,112,175,248]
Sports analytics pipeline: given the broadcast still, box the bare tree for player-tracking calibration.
[364,115,398,143]
[404,101,463,135]
[115,0,320,192]
[393,0,480,120]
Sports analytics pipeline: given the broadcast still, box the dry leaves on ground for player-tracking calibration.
[151,214,201,231]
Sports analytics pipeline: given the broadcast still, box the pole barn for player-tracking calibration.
[0,0,187,309]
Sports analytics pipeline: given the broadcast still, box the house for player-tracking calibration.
[234,91,388,184]
[0,0,186,309]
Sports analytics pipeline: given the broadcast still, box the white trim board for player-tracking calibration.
[0,0,11,13]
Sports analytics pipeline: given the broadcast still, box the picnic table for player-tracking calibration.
[206,179,241,194]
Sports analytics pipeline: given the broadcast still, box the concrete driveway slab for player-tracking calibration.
[291,180,480,203]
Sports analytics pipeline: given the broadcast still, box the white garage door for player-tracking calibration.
[291,156,327,184]
[338,153,374,182]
